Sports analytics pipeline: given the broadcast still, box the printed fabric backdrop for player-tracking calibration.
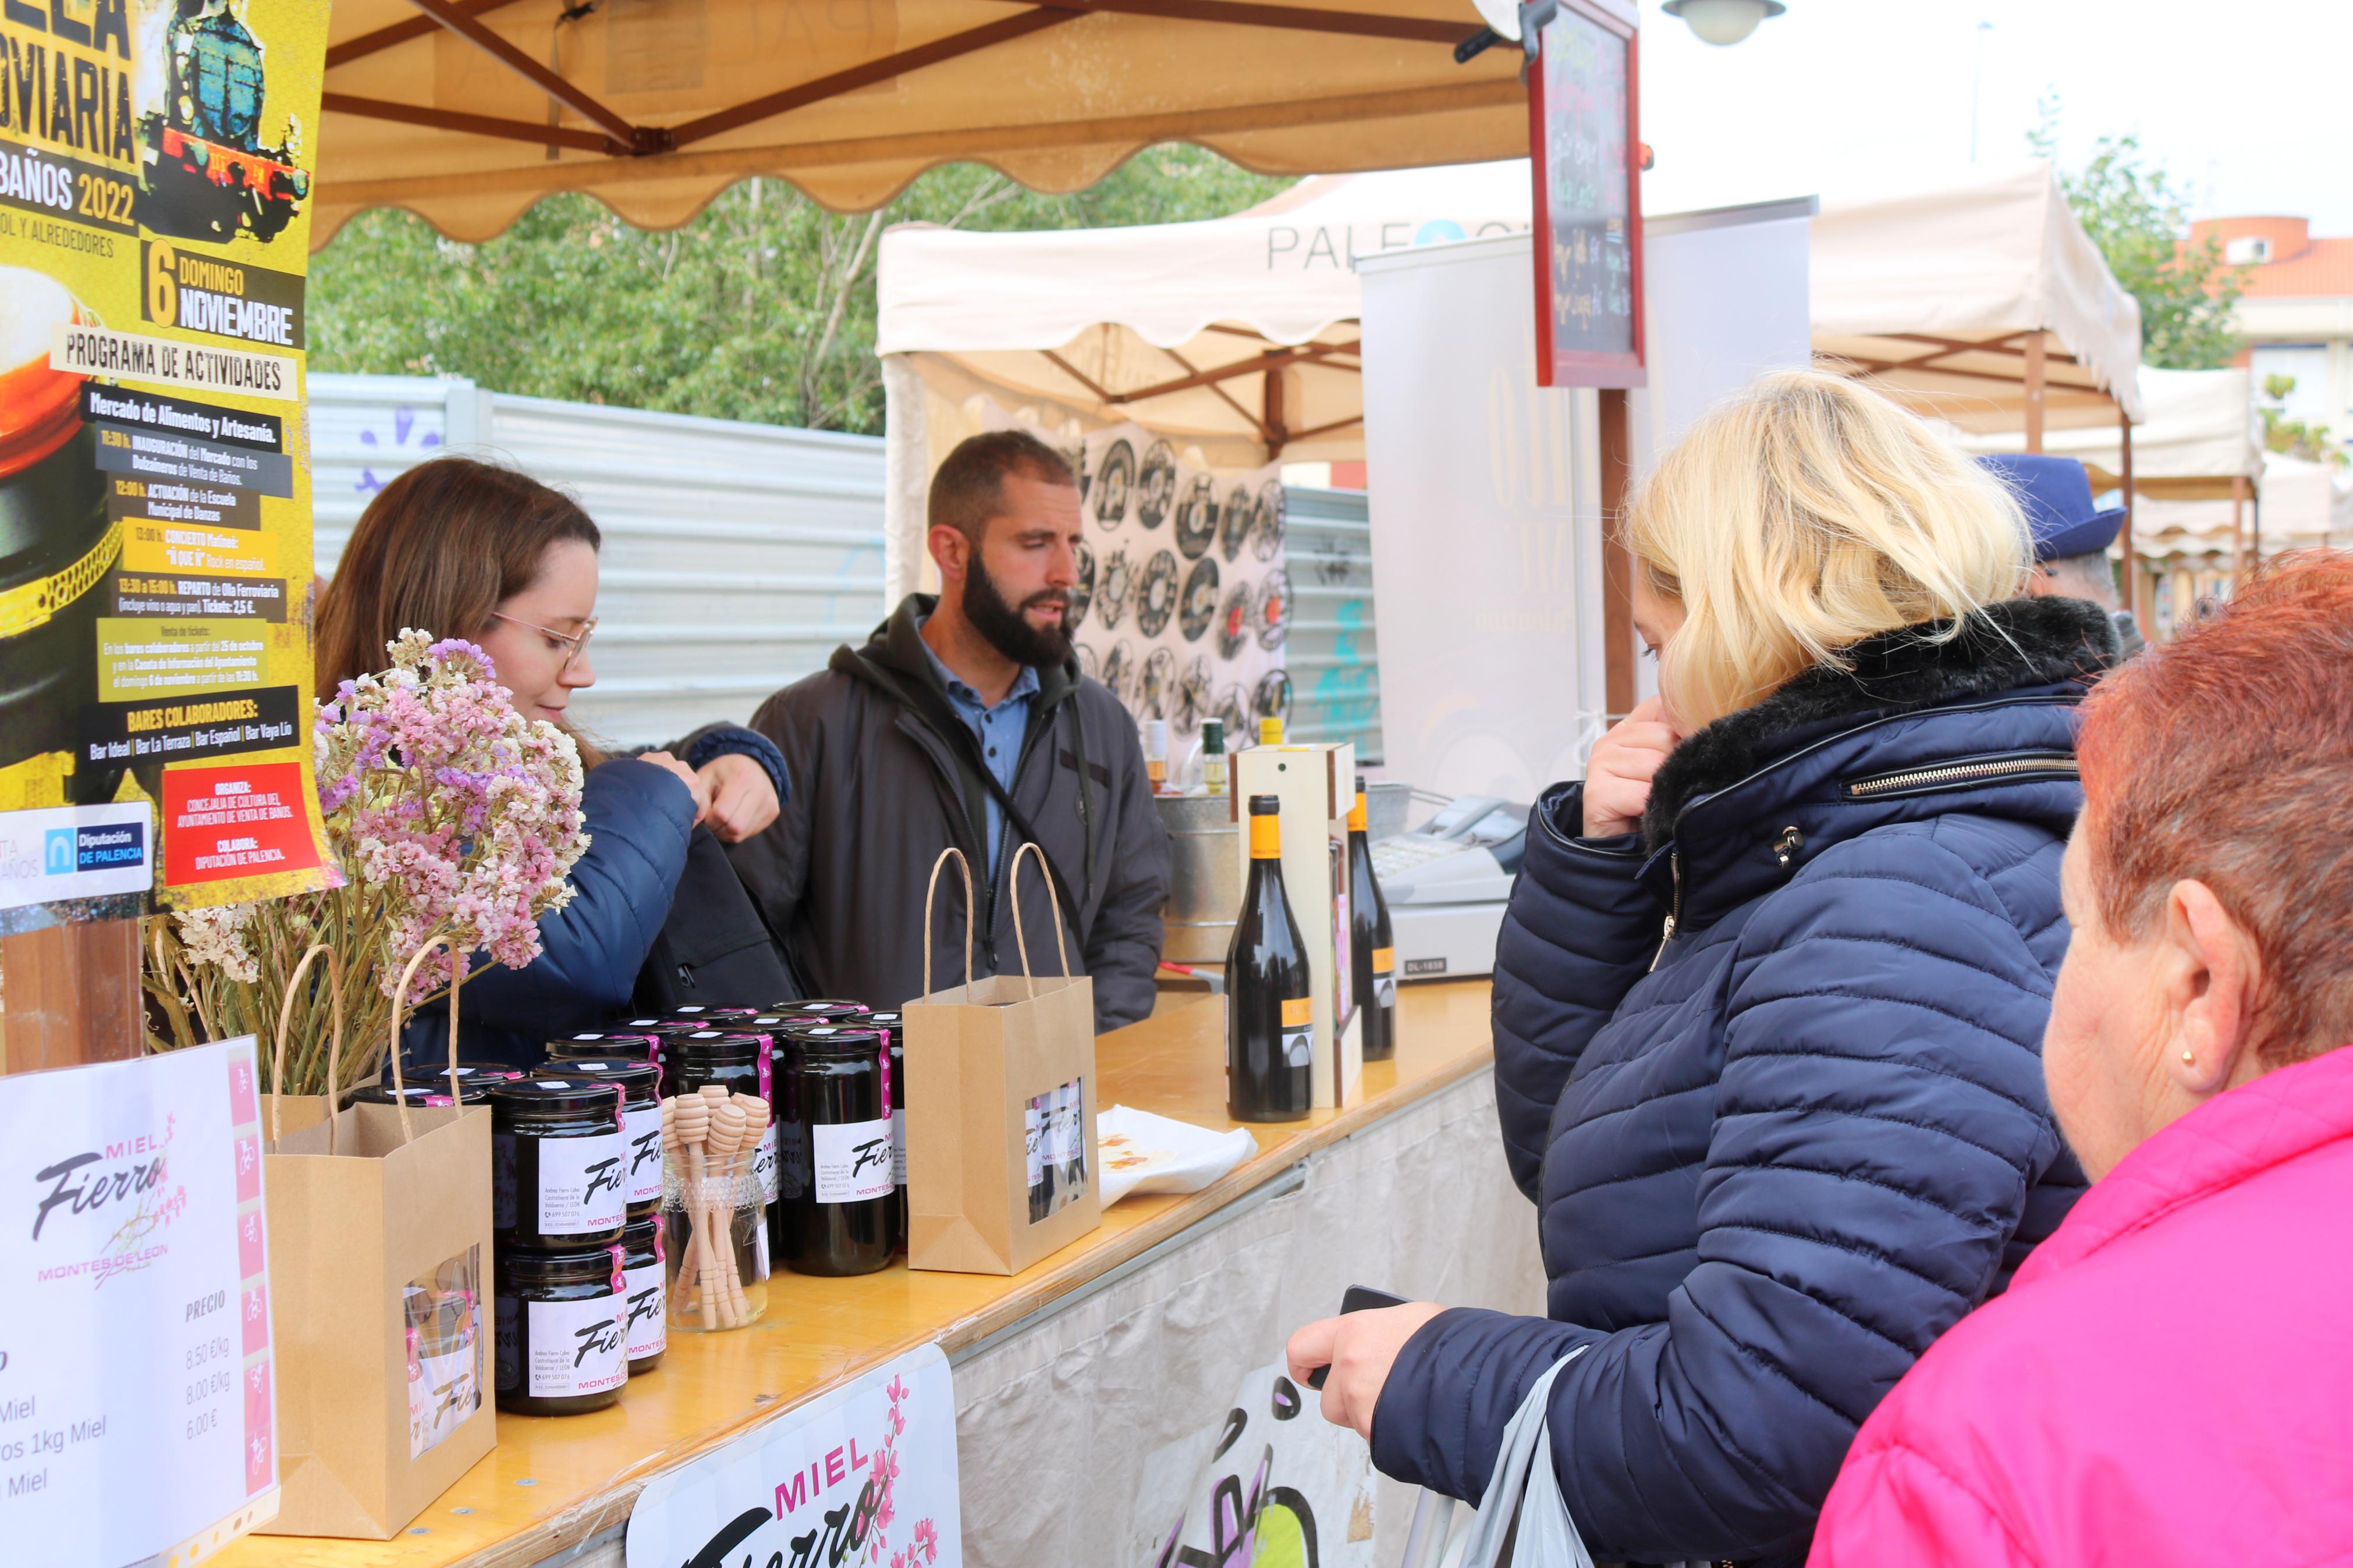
[979,406,1291,739]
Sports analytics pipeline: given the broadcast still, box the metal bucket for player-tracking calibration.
[1155,794,1241,964]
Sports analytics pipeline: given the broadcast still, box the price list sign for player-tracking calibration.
[0,1039,277,1567]
[1528,0,1645,388]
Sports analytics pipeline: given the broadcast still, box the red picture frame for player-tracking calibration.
[1529,0,1646,388]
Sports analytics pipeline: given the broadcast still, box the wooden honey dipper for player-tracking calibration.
[670,1091,718,1331]
[705,1098,751,1325]
[727,1093,771,1317]
[701,1089,755,1328]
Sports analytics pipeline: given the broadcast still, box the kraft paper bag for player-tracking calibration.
[905,845,1102,1275]
[257,943,497,1539]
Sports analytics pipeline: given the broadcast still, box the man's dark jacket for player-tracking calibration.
[729,594,1170,1032]
[1371,598,2117,1566]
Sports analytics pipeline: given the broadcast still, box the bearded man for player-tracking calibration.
[732,429,1171,1031]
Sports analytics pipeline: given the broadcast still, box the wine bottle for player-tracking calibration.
[1226,794,1314,1122]
[1348,781,1397,1062]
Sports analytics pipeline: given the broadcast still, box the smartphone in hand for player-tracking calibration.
[1305,1285,1409,1390]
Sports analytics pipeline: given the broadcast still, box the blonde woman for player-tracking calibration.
[1288,372,2119,1565]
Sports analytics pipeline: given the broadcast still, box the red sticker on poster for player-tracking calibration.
[164,762,324,886]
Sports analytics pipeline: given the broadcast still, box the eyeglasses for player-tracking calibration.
[490,612,597,677]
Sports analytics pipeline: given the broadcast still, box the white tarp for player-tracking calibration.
[1954,367,2263,498]
[877,161,1534,602]
[2134,453,2353,562]
[1811,161,2146,432]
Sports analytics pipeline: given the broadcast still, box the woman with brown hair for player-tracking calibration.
[317,457,790,1065]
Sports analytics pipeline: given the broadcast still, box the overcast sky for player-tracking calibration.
[1635,0,2349,232]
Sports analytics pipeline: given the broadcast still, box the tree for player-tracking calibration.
[309,150,1292,433]
[2257,374,2344,466]
[2030,106,2245,370]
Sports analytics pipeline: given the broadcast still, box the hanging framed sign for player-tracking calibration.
[1527,0,1646,388]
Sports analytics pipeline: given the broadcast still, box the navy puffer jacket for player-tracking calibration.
[1371,598,2116,1566]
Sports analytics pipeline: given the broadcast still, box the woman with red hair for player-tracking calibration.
[1808,552,2353,1566]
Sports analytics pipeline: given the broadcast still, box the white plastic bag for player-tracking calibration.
[1456,1347,1597,1568]
[1096,1104,1258,1206]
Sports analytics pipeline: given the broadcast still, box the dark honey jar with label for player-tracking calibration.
[494,1243,626,1416]
[536,1059,660,1219]
[777,1024,893,1278]
[490,1077,628,1250]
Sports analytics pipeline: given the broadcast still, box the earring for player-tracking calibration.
[2181,1049,2195,1065]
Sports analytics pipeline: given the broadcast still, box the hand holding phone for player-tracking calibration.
[1304,1285,1408,1389]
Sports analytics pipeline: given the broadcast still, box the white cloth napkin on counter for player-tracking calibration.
[1097,1105,1258,1206]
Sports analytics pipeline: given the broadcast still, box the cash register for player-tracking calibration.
[1370,794,1529,979]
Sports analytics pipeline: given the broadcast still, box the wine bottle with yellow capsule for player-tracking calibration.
[1347,780,1396,1061]
[1226,793,1313,1121]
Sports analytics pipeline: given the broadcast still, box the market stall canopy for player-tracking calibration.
[877,158,1532,464]
[1811,161,2146,432]
[312,0,1524,244]
[1954,368,2262,500]
[2134,453,2352,562]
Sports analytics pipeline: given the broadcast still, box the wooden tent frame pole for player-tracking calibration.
[2231,474,2250,581]
[0,919,142,1075]
[2022,330,2046,454]
[1598,388,1636,720]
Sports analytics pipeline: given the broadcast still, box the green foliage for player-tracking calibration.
[309,149,1292,433]
[2256,375,2344,466]
[2030,105,2245,371]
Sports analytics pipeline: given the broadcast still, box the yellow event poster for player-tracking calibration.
[0,0,334,927]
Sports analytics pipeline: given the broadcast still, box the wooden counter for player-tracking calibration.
[222,980,1496,1568]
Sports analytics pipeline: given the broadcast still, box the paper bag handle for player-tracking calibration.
[385,935,461,1147]
[1006,840,1072,997]
[921,848,977,1003]
[268,943,345,1150]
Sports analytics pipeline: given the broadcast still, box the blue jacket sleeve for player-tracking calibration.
[454,758,698,1036]
[1374,831,2069,1562]
[680,723,790,805]
[1489,781,1664,1200]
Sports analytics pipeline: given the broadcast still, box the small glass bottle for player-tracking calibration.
[1145,719,1170,794]
[1199,718,1228,797]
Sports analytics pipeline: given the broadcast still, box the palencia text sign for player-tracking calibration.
[626,1343,960,1568]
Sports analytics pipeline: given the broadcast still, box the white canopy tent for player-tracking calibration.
[2137,454,2352,562]
[1810,161,2146,438]
[875,159,1532,598]
[1954,367,2261,500]
[1954,366,2266,599]
[876,157,2150,617]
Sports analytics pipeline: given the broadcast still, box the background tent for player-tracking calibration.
[875,159,1531,599]
[1956,367,2262,500]
[2132,453,2353,641]
[1810,161,2145,438]
[311,0,1525,243]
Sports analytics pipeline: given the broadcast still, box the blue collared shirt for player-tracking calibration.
[917,621,1039,880]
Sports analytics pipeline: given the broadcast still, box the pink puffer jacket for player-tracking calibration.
[1809,1042,2353,1567]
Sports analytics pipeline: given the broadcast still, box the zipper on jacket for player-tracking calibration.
[1648,850,1681,972]
[1844,751,2078,800]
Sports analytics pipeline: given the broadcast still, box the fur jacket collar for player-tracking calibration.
[1642,595,2119,850]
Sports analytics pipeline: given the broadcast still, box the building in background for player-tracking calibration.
[2192,215,2353,453]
